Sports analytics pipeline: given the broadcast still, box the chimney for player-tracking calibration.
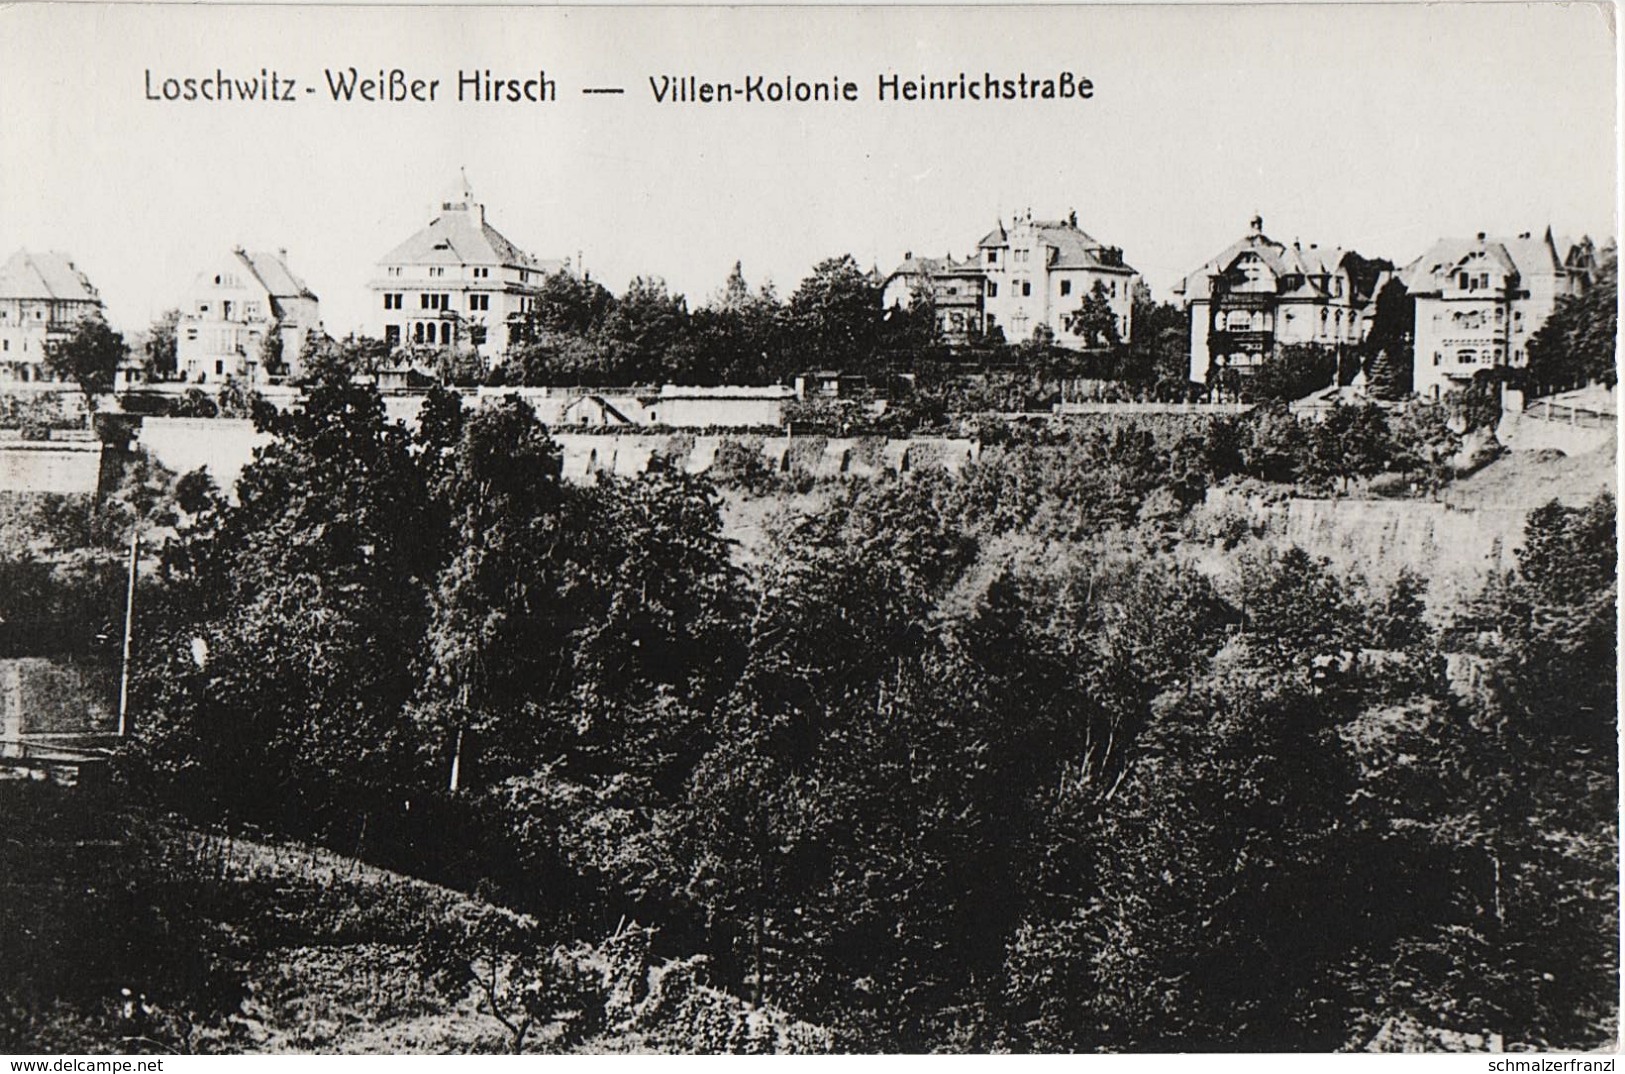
[1477,232,1487,242]
[1249,213,1264,234]
[278,247,289,263]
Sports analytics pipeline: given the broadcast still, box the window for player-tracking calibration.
[385,325,401,346]
[470,325,487,345]
[440,323,451,345]
[429,267,446,278]
[1021,281,1032,297]
[384,293,402,310]
[387,267,402,277]
[185,327,198,341]
[214,360,224,375]
[987,282,998,297]
[987,251,998,265]
[469,294,489,312]
[1060,280,1072,296]
[474,267,490,279]
[1456,349,1478,365]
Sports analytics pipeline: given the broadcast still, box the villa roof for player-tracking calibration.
[1401,231,1565,292]
[236,249,317,300]
[379,200,556,272]
[1177,218,1391,301]
[0,250,100,303]
[976,215,1136,274]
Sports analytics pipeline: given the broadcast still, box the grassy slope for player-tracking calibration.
[1443,435,1617,510]
[0,786,828,1055]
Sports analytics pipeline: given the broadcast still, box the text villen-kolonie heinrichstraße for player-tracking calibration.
[141,68,1097,104]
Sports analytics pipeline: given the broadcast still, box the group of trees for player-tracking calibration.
[298,260,1197,400]
[113,372,1617,1051]
[476,258,935,388]
[1527,249,1620,396]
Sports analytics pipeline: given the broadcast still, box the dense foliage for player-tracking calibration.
[1527,250,1619,396]
[81,378,1620,1051]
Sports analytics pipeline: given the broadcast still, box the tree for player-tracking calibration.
[600,277,691,385]
[1246,343,1336,403]
[1063,281,1122,350]
[414,396,573,793]
[685,266,782,385]
[712,261,754,312]
[421,908,603,1053]
[1387,402,1461,495]
[1526,250,1618,396]
[1358,278,1415,400]
[146,309,183,380]
[257,325,285,380]
[296,333,390,386]
[129,379,438,838]
[782,255,884,373]
[1126,295,1192,390]
[518,270,617,339]
[49,315,127,405]
[1480,493,1616,745]
[1306,403,1393,491]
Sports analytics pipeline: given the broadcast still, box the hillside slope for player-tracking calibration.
[0,785,831,1055]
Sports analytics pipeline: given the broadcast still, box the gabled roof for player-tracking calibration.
[0,250,100,303]
[1177,218,1391,302]
[236,249,317,300]
[1176,224,1289,297]
[977,215,1135,273]
[1401,231,1565,293]
[1028,220,1135,272]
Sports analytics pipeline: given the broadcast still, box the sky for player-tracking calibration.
[0,3,1617,336]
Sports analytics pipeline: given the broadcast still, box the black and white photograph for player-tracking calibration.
[0,1,1618,1058]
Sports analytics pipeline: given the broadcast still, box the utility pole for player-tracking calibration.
[116,525,139,737]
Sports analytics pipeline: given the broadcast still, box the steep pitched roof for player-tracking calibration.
[1028,220,1137,273]
[1176,226,1289,296]
[1178,221,1391,302]
[0,250,100,303]
[1402,232,1565,293]
[378,205,543,270]
[236,249,317,300]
